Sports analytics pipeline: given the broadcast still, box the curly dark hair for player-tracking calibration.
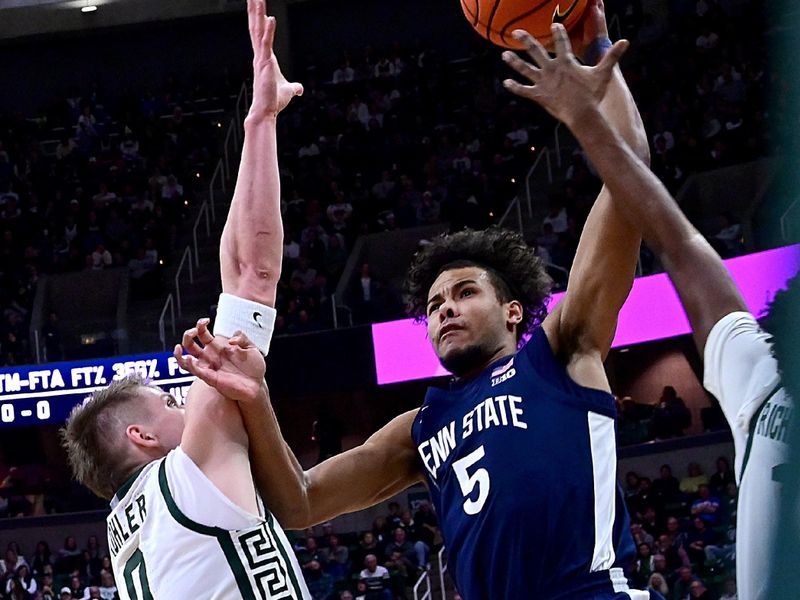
[762,273,800,400]
[404,227,552,340]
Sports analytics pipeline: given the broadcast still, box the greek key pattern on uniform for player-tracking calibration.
[237,525,294,599]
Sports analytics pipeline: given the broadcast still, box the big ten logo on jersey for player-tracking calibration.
[234,524,295,599]
[490,357,517,387]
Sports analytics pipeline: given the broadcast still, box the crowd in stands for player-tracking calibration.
[0,77,232,367]
[616,385,729,447]
[272,0,770,329]
[624,457,740,599]
[294,501,441,600]
[0,536,118,600]
[0,0,774,362]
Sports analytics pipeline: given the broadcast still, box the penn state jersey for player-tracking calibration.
[412,328,635,600]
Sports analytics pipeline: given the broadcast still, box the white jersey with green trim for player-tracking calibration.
[107,447,310,600]
[704,311,791,600]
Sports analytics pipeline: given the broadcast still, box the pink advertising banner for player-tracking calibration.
[372,245,800,385]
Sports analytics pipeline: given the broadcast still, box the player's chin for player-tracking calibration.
[438,343,486,376]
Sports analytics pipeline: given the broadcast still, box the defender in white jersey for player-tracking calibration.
[62,3,308,598]
[108,448,308,599]
[502,26,795,599]
[704,312,790,600]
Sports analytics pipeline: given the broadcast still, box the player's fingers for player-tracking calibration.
[511,30,549,68]
[195,318,214,345]
[502,79,541,103]
[229,331,254,350]
[598,39,629,74]
[502,51,540,83]
[551,24,575,61]
[181,327,204,357]
[264,16,276,57]
[254,0,266,43]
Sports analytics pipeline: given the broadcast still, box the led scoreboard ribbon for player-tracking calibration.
[0,353,195,428]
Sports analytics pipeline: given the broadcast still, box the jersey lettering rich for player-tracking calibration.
[412,328,635,600]
[704,312,793,600]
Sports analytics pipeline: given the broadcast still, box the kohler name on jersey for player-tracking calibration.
[108,493,147,557]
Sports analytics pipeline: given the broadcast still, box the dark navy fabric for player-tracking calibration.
[411,328,635,600]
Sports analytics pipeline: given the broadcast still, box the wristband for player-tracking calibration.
[213,293,276,356]
[584,37,613,67]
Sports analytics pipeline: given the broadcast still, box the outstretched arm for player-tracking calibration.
[177,0,302,514]
[220,0,303,304]
[503,24,746,354]
[527,1,648,389]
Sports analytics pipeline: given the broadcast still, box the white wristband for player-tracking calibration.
[213,293,277,356]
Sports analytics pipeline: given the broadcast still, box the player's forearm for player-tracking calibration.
[600,68,650,165]
[238,386,315,529]
[567,108,747,348]
[220,117,283,306]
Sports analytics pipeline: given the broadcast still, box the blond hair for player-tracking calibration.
[61,376,153,500]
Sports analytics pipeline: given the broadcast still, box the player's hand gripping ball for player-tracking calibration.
[461,0,588,49]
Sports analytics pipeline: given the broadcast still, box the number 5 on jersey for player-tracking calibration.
[452,445,490,515]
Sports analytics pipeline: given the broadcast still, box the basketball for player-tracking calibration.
[460,0,589,49]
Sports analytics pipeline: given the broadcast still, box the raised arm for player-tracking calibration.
[532,1,648,388]
[177,0,421,527]
[176,0,301,511]
[503,24,746,354]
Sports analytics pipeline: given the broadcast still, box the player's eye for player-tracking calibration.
[165,395,177,408]
[428,303,440,315]
[461,288,475,298]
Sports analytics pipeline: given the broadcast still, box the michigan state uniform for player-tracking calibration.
[412,328,646,600]
[704,312,792,600]
[108,447,310,600]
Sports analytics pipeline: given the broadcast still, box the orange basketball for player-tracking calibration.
[460,0,589,49]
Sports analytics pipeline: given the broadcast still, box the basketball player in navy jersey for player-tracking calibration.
[177,2,662,599]
[501,23,795,600]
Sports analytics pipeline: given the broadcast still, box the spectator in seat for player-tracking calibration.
[291,257,317,292]
[672,567,698,600]
[89,244,112,270]
[359,555,391,600]
[709,457,734,496]
[384,549,414,598]
[0,548,27,581]
[297,537,326,569]
[303,560,333,600]
[688,579,713,599]
[691,485,720,526]
[384,527,418,570]
[647,572,669,598]
[652,465,681,507]
[97,570,117,600]
[680,462,709,495]
[30,542,52,579]
[55,537,82,575]
[59,587,71,600]
[651,386,691,438]
[686,517,716,566]
[333,60,355,84]
[6,564,36,597]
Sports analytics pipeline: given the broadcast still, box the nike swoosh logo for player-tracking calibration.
[253,312,264,328]
[552,0,580,23]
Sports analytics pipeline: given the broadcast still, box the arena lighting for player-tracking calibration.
[81,5,98,13]
[372,244,800,385]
